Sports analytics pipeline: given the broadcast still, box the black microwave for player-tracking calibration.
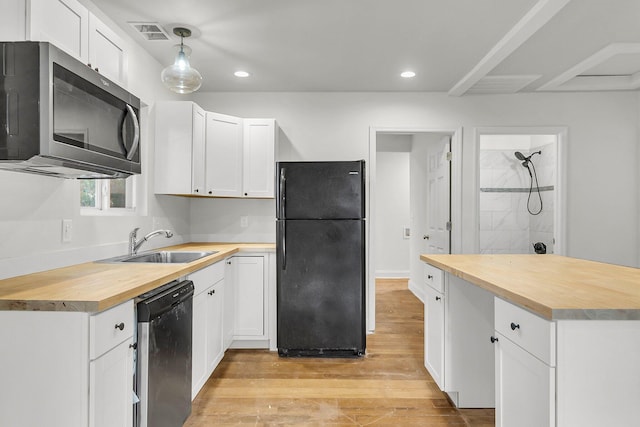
[0,42,141,178]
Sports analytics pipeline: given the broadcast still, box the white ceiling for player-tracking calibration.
[90,0,640,94]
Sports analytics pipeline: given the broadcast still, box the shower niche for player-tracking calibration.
[478,134,558,254]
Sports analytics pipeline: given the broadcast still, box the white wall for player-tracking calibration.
[193,91,639,267]
[375,147,410,278]
[0,0,190,279]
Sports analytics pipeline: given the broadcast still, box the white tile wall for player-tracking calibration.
[479,140,556,254]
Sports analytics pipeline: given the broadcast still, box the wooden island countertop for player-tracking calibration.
[421,254,640,320]
[0,243,275,312]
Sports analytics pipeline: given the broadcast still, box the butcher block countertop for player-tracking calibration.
[0,243,275,313]
[421,254,640,320]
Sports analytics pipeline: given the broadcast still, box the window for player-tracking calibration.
[80,177,136,214]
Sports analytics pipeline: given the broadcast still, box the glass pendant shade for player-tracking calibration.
[161,29,203,94]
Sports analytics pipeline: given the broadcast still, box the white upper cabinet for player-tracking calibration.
[88,14,127,86]
[155,106,276,198]
[7,0,128,86]
[243,119,276,198]
[205,112,244,197]
[28,0,90,62]
[155,101,206,196]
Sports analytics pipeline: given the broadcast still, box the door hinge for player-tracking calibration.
[446,152,452,162]
[446,221,452,231]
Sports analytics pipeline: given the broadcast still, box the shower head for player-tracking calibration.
[514,150,542,166]
[514,151,527,161]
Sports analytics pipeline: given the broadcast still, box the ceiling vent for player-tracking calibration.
[128,22,170,41]
[466,75,541,95]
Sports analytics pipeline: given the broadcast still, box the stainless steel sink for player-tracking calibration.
[99,250,218,264]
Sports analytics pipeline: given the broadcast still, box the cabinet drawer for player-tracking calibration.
[494,298,556,366]
[90,300,134,360]
[188,260,225,295]
[424,264,444,293]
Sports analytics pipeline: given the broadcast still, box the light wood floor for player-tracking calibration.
[185,279,495,426]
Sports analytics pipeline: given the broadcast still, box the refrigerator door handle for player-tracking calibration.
[279,221,286,270]
[279,167,286,219]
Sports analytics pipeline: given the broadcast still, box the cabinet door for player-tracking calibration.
[243,119,275,198]
[192,104,207,195]
[424,285,445,390]
[223,259,235,349]
[205,112,243,197]
[206,281,224,374]
[89,338,134,427]
[28,0,89,62]
[88,14,127,86]
[191,289,208,398]
[155,101,202,195]
[232,256,265,337]
[495,333,555,427]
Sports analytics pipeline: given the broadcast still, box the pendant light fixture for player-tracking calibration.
[161,27,202,94]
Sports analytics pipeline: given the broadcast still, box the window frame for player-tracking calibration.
[80,176,137,216]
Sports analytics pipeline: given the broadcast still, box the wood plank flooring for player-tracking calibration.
[185,278,495,426]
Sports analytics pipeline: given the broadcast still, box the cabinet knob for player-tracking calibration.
[115,322,125,331]
[208,289,216,295]
[510,322,520,331]
[94,67,99,72]
[427,274,433,279]
[194,189,199,193]
[129,342,137,350]
[423,235,430,240]
[490,336,499,343]
[244,193,248,196]
[208,191,212,195]
[435,296,441,301]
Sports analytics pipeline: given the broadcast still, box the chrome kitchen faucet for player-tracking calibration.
[129,227,174,255]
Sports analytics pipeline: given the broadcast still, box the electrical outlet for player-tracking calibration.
[62,219,73,243]
[240,216,249,228]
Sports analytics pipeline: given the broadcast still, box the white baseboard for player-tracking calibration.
[375,270,410,278]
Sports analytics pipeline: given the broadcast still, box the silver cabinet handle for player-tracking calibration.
[279,221,287,270]
[123,104,140,161]
[278,168,286,218]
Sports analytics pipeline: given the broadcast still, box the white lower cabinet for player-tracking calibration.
[0,300,134,427]
[423,284,445,389]
[189,261,225,399]
[493,297,556,427]
[423,270,494,408]
[494,331,555,427]
[227,255,268,346]
[90,339,134,427]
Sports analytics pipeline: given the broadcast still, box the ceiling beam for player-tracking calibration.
[448,0,572,97]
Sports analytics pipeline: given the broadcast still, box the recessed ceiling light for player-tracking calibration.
[234,71,250,78]
[401,71,416,78]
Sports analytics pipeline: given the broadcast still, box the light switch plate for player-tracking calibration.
[62,219,73,243]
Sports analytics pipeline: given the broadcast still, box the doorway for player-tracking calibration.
[474,127,566,255]
[367,127,462,332]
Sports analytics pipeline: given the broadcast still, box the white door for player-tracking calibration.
[424,137,451,254]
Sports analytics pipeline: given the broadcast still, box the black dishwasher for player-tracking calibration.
[135,279,194,427]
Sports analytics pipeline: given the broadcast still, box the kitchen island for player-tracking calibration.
[421,254,640,427]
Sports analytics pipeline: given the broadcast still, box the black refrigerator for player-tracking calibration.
[276,160,366,357]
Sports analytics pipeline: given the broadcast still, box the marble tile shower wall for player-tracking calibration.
[479,143,555,254]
